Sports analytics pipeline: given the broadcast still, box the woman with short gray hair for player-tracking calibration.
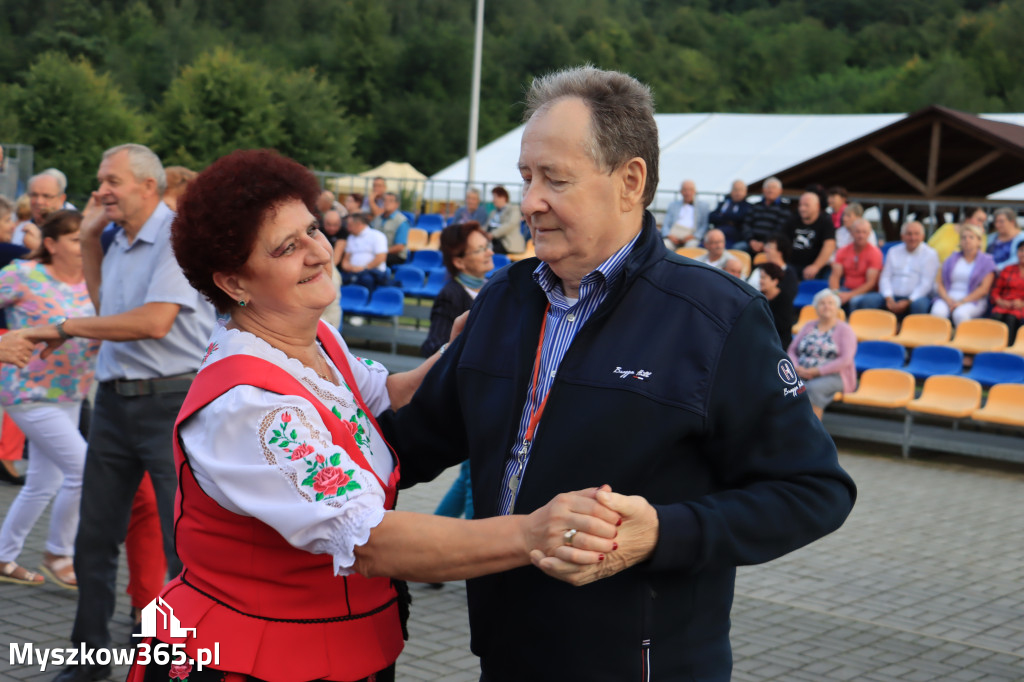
[788,288,858,420]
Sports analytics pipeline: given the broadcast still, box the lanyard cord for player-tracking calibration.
[524,303,553,444]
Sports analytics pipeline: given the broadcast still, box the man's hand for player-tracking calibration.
[530,487,659,587]
[748,239,764,253]
[837,290,853,304]
[885,298,909,314]
[0,332,36,368]
[803,264,820,280]
[80,192,109,238]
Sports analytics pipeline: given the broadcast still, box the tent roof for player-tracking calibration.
[429,110,1024,205]
[749,106,1024,200]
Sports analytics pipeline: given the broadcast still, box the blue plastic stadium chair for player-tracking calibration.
[340,285,370,316]
[416,213,446,233]
[412,269,447,299]
[486,253,511,279]
[363,287,405,318]
[400,210,416,224]
[854,340,906,373]
[880,241,900,259]
[792,279,829,309]
[962,352,1024,388]
[392,265,426,290]
[408,250,443,271]
[904,345,964,382]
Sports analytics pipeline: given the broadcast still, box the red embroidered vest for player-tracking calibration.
[155,322,403,681]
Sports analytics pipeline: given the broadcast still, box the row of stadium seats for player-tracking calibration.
[854,342,1024,386]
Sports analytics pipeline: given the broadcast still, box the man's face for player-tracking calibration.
[383,194,399,214]
[994,213,1016,238]
[827,193,845,213]
[902,223,924,252]
[348,218,367,236]
[730,180,747,202]
[323,210,342,235]
[372,178,387,196]
[96,151,152,227]
[852,221,872,248]
[681,181,696,203]
[465,191,480,211]
[519,97,636,281]
[763,182,782,202]
[704,230,725,259]
[317,192,334,214]
[798,193,820,223]
[29,175,65,223]
[967,209,987,228]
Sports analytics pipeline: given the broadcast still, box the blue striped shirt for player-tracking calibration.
[497,232,641,514]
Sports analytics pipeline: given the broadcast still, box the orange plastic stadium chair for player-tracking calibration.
[406,228,429,252]
[1006,331,1024,358]
[427,230,442,250]
[947,318,1009,355]
[848,309,897,342]
[753,253,769,266]
[832,368,915,408]
[676,247,707,260]
[971,383,1024,427]
[727,250,752,277]
[892,314,952,349]
[507,240,535,262]
[907,375,982,419]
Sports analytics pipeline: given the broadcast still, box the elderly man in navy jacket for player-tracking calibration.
[385,66,856,682]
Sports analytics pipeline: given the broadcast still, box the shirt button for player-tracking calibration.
[566,313,576,322]
[550,370,557,378]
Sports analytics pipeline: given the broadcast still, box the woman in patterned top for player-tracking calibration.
[989,240,1024,344]
[788,288,858,420]
[124,150,620,682]
[0,210,100,589]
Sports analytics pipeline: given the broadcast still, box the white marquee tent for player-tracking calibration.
[427,112,1024,210]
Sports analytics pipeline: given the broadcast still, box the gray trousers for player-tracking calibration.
[70,382,187,649]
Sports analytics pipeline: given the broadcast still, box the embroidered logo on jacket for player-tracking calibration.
[613,366,652,381]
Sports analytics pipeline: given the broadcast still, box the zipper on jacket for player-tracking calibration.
[640,584,655,682]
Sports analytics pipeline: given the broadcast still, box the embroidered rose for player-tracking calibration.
[342,420,358,435]
[281,412,292,424]
[169,660,192,680]
[289,443,315,460]
[312,467,350,496]
[200,342,218,365]
[316,454,325,464]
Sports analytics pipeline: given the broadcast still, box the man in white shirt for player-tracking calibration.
[695,229,736,270]
[850,220,939,317]
[662,179,709,249]
[341,212,388,291]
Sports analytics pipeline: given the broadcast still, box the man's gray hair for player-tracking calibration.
[30,168,68,194]
[524,65,660,207]
[846,202,864,219]
[900,220,923,236]
[103,144,166,195]
[764,176,782,189]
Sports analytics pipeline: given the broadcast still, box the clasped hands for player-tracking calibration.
[524,485,659,587]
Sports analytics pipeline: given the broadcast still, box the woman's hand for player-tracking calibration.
[522,487,621,564]
[530,487,659,587]
[449,312,469,343]
[795,365,818,380]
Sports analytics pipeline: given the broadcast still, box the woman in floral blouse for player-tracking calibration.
[0,210,99,589]
[124,150,620,682]
[788,288,858,420]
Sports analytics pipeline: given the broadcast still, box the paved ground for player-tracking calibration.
[1,439,1023,681]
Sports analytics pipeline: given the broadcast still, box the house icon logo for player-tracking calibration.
[133,596,197,639]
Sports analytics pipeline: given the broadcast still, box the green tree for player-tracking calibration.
[0,52,148,200]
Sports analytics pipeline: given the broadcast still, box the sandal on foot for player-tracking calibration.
[0,561,45,586]
[39,556,77,590]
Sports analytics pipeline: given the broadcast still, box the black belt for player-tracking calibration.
[102,372,196,397]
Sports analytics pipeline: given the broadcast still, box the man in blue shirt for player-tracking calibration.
[371,192,410,267]
[20,144,216,682]
[388,67,855,681]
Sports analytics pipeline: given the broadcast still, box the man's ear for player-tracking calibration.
[618,157,647,212]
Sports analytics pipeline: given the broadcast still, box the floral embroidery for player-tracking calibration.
[200,342,218,366]
[331,405,371,450]
[168,660,192,681]
[265,409,363,502]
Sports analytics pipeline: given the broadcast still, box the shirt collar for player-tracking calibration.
[531,229,642,302]
[115,201,173,248]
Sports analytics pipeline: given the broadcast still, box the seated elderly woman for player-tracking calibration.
[420,222,493,357]
[990,240,1024,344]
[126,150,620,682]
[788,289,857,420]
[931,222,997,326]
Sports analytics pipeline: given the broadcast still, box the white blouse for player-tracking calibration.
[179,321,393,576]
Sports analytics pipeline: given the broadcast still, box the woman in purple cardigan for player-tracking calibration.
[788,288,858,420]
[931,223,996,326]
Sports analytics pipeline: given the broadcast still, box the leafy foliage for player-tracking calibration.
[2,0,1024,184]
